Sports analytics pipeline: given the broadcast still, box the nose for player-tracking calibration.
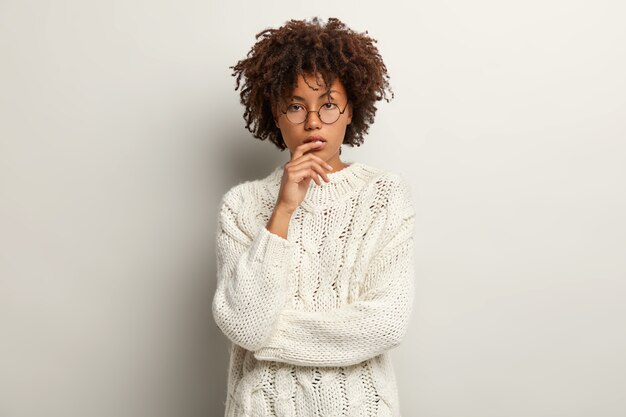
[304,111,322,130]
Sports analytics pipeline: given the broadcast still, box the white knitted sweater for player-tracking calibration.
[212,161,416,417]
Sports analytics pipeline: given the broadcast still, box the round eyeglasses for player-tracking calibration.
[279,101,350,124]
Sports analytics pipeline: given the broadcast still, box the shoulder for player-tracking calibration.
[215,176,273,244]
[218,167,278,212]
[219,181,252,210]
[215,182,263,235]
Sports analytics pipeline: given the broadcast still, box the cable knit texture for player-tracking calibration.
[212,161,416,417]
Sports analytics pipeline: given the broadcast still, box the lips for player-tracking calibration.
[303,136,327,144]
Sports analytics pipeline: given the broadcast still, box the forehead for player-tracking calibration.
[289,73,346,98]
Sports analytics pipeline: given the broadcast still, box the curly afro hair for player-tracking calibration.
[230,17,394,151]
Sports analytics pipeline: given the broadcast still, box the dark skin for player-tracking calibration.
[266,72,354,239]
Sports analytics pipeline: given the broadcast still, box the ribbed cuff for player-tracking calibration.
[253,346,284,362]
[253,311,291,362]
[248,225,294,268]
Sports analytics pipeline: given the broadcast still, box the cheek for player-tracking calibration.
[278,126,297,149]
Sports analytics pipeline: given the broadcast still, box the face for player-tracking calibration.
[274,72,352,167]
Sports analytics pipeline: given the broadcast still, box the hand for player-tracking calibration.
[275,140,334,212]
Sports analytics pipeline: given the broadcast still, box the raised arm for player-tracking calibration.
[212,187,295,351]
[253,178,416,367]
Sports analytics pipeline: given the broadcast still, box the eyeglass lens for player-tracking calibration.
[286,103,341,124]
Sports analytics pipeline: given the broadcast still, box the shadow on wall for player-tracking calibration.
[207,126,286,414]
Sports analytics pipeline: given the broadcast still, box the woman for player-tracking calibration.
[213,17,416,417]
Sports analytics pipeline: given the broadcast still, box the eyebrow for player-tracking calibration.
[290,90,341,101]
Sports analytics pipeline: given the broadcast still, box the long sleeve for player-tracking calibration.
[211,187,295,351]
[253,179,416,367]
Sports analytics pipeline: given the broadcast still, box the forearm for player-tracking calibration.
[265,202,295,240]
[254,230,415,367]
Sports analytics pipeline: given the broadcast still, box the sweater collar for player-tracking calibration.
[263,161,382,211]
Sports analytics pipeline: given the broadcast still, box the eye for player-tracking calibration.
[287,104,303,111]
[322,102,336,109]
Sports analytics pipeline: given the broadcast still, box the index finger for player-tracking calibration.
[291,140,325,160]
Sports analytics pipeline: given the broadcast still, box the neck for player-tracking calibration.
[324,155,348,173]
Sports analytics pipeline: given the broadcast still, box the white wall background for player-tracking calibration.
[1,1,625,416]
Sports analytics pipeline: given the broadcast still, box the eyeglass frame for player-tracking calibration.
[277,100,351,125]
